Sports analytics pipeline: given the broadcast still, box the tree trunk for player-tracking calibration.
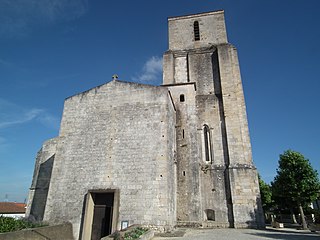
[290,208,297,224]
[298,204,308,229]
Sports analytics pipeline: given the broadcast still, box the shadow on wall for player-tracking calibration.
[78,193,88,240]
[29,155,55,221]
[246,197,266,229]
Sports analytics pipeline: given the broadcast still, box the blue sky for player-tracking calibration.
[0,0,319,202]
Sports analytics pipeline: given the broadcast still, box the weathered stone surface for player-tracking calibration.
[0,223,73,240]
[26,138,57,221]
[168,11,228,51]
[43,82,176,238]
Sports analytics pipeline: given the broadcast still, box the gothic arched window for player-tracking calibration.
[194,21,200,41]
[203,124,212,162]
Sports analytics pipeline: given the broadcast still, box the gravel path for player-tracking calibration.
[152,227,320,240]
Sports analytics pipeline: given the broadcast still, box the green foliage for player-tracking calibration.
[0,216,44,233]
[123,227,148,240]
[258,174,273,212]
[271,150,320,210]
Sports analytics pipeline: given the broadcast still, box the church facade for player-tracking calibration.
[26,10,265,240]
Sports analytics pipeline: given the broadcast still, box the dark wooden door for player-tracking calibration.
[91,205,106,240]
[90,192,114,240]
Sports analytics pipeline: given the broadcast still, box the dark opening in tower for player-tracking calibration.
[194,21,200,41]
[180,94,185,102]
[203,124,212,162]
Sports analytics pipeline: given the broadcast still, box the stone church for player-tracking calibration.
[26,10,265,240]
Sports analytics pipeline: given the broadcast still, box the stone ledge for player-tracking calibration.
[0,223,73,240]
[176,221,230,228]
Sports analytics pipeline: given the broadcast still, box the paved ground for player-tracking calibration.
[152,227,320,240]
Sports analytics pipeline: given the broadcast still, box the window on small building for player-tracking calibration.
[194,21,200,41]
[180,94,185,102]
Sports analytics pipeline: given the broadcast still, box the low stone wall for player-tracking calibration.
[0,222,73,240]
[138,230,154,240]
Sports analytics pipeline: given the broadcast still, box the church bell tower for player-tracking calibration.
[162,10,265,228]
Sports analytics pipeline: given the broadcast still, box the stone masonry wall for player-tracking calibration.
[42,81,177,239]
[229,168,265,228]
[26,138,58,221]
[217,44,264,227]
[217,44,252,166]
[164,10,264,228]
[167,84,200,222]
[168,11,227,51]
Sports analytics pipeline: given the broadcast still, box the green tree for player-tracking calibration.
[258,175,273,213]
[271,150,320,229]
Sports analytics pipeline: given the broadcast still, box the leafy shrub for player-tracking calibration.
[124,227,148,240]
[0,216,44,233]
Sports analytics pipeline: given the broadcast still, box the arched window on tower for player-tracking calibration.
[194,21,200,41]
[203,124,212,163]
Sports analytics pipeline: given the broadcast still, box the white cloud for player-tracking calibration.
[0,0,88,38]
[0,109,43,128]
[133,56,163,84]
[38,113,60,129]
[0,98,59,130]
[0,99,59,154]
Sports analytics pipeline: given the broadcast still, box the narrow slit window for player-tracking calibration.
[180,94,185,102]
[194,21,200,41]
[203,124,212,162]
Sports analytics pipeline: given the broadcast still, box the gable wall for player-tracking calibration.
[42,82,177,238]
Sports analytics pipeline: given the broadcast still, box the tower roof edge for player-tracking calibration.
[168,10,224,21]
